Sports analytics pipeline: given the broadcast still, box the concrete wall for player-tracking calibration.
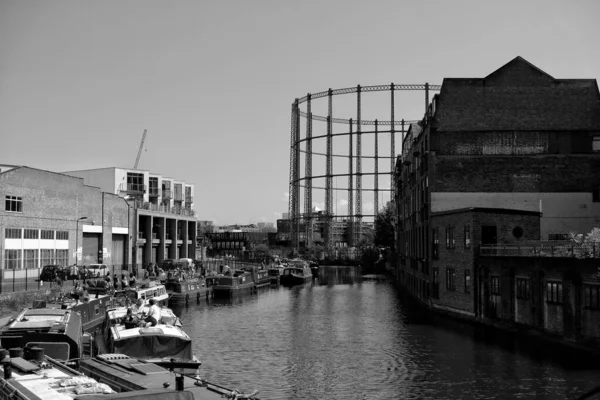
[63,168,116,194]
[432,192,600,239]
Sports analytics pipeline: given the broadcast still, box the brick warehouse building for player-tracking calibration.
[0,165,130,280]
[394,56,600,324]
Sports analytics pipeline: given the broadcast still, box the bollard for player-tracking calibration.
[175,375,184,391]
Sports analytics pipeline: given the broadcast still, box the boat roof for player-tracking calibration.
[111,324,190,341]
[79,356,237,400]
[2,356,115,400]
[107,306,177,321]
[2,308,71,331]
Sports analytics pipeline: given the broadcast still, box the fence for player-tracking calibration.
[479,244,600,258]
[0,259,268,295]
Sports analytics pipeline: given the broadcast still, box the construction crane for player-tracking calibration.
[134,129,147,169]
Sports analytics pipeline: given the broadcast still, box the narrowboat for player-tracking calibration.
[0,353,116,400]
[115,282,170,307]
[0,308,93,366]
[240,266,271,289]
[101,308,201,375]
[205,270,255,297]
[42,292,113,334]
[79,353,260,400]
[164,277,213,307]
[279,260,313,286]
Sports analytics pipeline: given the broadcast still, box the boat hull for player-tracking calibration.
[166,279,213,306]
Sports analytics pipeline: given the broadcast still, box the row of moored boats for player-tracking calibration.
[0,259,319,400]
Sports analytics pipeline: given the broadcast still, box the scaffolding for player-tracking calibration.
[288,83,440,251]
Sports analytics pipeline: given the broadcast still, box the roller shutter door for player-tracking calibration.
[82,233,100,264]
[112,234,126,267]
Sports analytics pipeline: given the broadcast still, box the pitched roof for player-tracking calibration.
[433,56,600,131]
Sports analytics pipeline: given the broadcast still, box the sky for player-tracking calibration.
[1,0,599,225]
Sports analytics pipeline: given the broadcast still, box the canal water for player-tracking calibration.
[173,266,600,399]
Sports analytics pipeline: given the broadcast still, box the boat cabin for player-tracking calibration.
[0,308,85,363]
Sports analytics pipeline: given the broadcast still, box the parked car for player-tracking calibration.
[39,265,68,282]
[159,259,179,271]
[87,264,108,278]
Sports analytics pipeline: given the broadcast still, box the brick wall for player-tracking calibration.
[432,154,600,193]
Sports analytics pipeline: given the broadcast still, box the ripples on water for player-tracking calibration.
[174,267,600,400]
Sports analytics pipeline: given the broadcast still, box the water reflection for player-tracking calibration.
[172,267,600,400]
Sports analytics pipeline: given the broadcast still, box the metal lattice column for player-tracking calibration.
[355,85,363,242]
[288,100,301,249]
[347,118,354,247]
[304,94,313,247]
[374,119,379,216]
[325,89,334,250]
[390,84,396,201]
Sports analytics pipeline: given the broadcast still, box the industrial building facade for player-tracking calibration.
[395,56,600,317]
[0,166,130,279]
[64,167,197,266]
[0,165,197,280]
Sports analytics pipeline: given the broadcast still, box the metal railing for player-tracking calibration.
[133,200,196,217]
[479,244,600,258]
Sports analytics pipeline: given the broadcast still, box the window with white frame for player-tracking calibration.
[5,250,21,269]
[5,228,21,238]
[5,196,22,212]
[41,249,54,265]
[41,230,54,240]
[56,231,69,240]
[24,229,38,239]
[55,250,68,266]
[24,249,38,269]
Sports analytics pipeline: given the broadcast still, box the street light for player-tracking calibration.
[122,195,135,268]
[75,217,88,267]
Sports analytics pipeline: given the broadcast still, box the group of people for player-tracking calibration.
[104,272,138,290]
[122,298,162,329]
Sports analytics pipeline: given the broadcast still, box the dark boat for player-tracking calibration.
[165,277,213,307]
[240,266,271,289]
[80,353,260,400]
[279,260,313,286]
[0,308,93,366]
[309,261,320,278]
[42,292,113,334]
[205,270,255,297]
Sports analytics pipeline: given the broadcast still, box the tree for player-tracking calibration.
[374,201,395,250]
[253,243,272,262]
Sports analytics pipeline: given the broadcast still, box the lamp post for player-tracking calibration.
[75,217,88,267]
[122,195,134,269]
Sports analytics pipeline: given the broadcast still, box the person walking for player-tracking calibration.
[128,272,137,288]
[70,264,78,284]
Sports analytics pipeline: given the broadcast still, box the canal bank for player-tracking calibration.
[178,266,600,399]
[388,266,600,364]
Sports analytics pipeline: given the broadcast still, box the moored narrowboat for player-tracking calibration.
[205,270,255,297]
[165,277,213,307]
[0,308,93,366]
[279,260,313,286]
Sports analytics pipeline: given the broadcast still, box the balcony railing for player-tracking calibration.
[479,244,600,258]
[185,195,194,204]
[174,193,184,202]
[133,200,196,217]
[149,187,161,197]
[119,183,146,194]
[162,189,172,200]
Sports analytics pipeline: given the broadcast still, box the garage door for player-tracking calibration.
[82,233,100,264]
[112,234,126,267]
